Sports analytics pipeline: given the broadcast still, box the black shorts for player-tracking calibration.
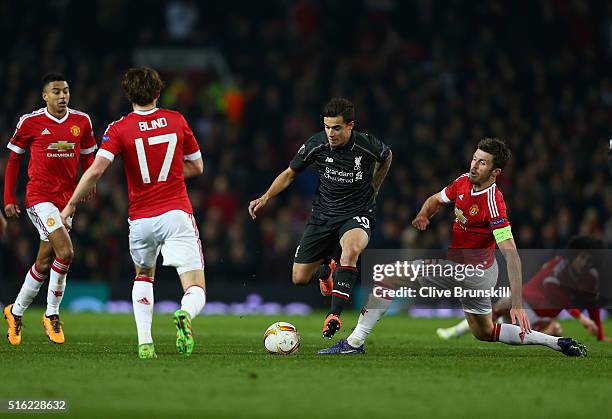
[293,214,374,264]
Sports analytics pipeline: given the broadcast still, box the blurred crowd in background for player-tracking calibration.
[1,0,611,285]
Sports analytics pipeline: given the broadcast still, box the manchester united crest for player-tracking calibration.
[70,125,81,137]
[47,217,56,227]
[469,204,479,216]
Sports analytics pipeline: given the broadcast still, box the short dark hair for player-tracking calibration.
[323,98,355,123]
[477,138,511,170]
[42,73,66,90]
[121,67,165,106]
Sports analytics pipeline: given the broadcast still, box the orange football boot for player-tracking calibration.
[42,314,65,344]
[4,304,23,346]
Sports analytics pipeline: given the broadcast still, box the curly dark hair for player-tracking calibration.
[121,67,165,106]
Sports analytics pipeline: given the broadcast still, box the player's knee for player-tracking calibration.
[472,325,494,341]
[291,270,311,286]
[35,257,53,274]
[56,246,74,263]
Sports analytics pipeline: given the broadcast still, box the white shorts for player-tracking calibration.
[416,259,499,315]
[26,202,72,241]
[128,210,204,275]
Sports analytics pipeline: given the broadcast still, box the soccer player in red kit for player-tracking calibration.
[61,68,206,359]
[320,138,587,356]
[3,73,97,346]
[438,236,609,341]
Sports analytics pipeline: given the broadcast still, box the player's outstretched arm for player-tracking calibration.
[248,167,297,219]
[183,157,204,179]
[498,238,531,334]
[60,155,112,226]
[412,192,445,230]
[372,149,392,195]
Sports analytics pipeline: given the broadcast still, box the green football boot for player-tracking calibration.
[173,310,194,356]
[138,343,157,359]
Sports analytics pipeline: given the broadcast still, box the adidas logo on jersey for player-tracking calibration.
[325,157,334,162]
[41,128,51,135]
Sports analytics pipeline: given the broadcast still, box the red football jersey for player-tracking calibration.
[98,108,201,220]
[523,256,599,313]
[7,107,97,208]
[440,173,511,268]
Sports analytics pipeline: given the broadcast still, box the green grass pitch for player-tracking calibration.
[1,310,611,418]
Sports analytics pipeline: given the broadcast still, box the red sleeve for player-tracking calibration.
[3,151,23,205]
[440,175,465,203]
[7,117,33,154]
[98,123,122,161]
[568,308,582,319]
[181,115,200,158]
[587,308,604,341]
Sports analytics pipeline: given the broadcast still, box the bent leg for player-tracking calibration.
[292,261,324,285]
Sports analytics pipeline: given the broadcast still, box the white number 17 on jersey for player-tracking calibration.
[135,133,177,183]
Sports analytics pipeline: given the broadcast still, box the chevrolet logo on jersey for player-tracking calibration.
[47,141,76,151]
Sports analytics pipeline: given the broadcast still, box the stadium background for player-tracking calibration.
[0,0,611,309]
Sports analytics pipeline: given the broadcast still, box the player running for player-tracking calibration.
[437,236,610,341]
[249,98,392,338]
[60,67,206,359]
[320,138,587,357]
[3,73,97,346]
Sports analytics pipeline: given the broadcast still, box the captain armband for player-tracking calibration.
[493,225,513,244]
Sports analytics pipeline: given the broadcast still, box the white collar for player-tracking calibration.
[44,107,69,124]
[133,108,158,115]
[471,182,496,196]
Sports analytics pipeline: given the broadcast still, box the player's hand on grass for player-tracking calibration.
[412,214,430,230]
[248,196,268,219]
[80,185,96,203]
[510,307,532,334]
[4,203,21,218]
[60,204,76,229]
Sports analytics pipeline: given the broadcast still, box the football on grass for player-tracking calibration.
[263,322,300,354]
